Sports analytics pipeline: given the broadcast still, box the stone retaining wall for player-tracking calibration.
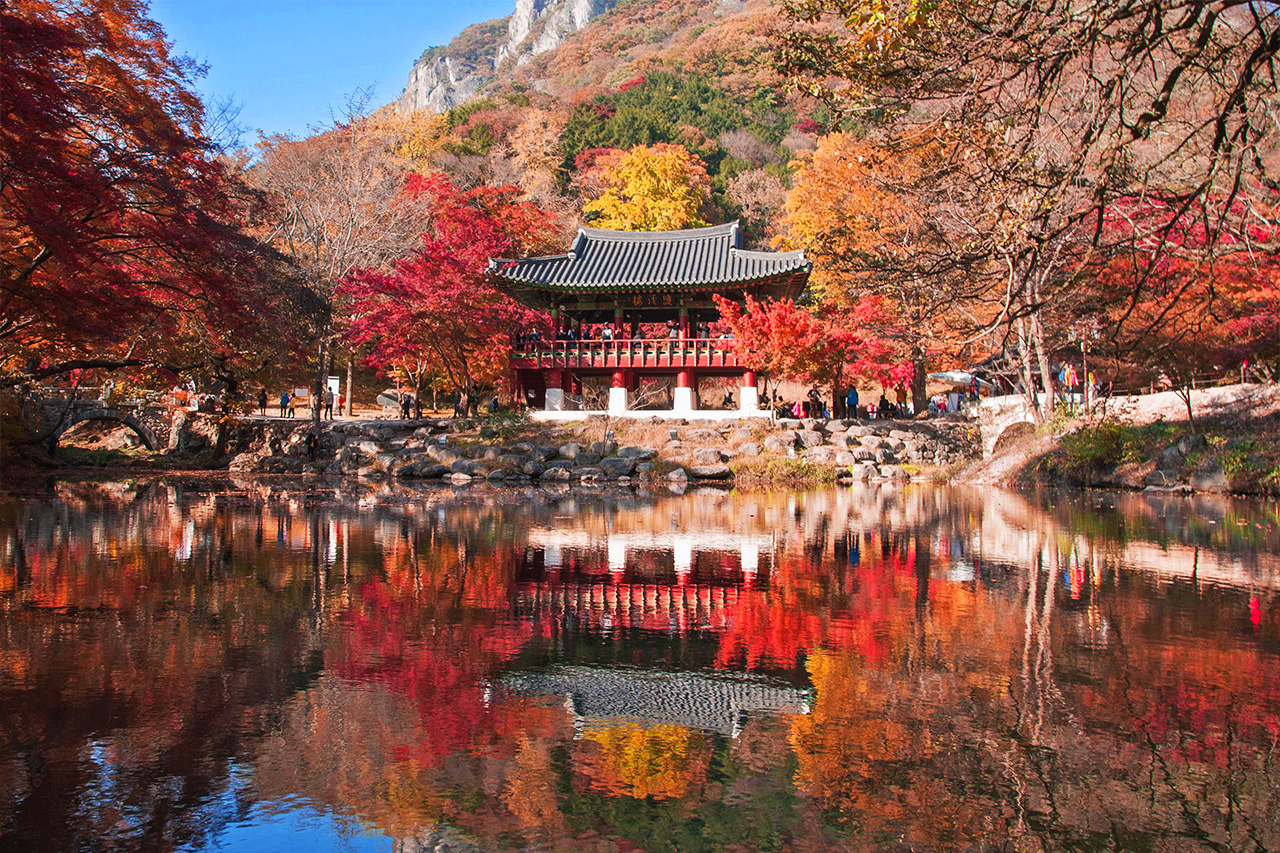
[228,416,980,485]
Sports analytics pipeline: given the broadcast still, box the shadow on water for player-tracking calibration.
[0,478,1277,851]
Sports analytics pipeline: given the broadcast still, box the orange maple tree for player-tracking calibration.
[780,132,996,410]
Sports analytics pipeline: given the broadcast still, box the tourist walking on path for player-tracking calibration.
[400,394,412,419]
[279,391,291,418]
[258,388,268,416]
[323,389,334,419]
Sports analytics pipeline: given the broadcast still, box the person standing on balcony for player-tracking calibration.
[666,319,680,340]
[601,323,614,341]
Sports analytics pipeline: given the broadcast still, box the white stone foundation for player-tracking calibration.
[738,385,759,413]
[608,386,628,414]
[544,388,565,411]
[673,386,694,414]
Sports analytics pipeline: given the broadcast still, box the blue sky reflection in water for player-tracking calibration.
[0,483,1278,851]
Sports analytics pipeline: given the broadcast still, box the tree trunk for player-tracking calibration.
[1031,315,1056,420]
[1179,384,1196,431]
[344,353,353,417]
[312,337,325,433]
[1015,317,1041,421]
[911,352,928,417]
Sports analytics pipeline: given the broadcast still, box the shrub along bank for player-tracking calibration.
[1025,413,1280,496]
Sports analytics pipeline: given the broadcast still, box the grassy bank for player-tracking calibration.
[1025,412,1280,495]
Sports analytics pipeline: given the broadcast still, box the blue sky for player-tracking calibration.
[149,0,513,140]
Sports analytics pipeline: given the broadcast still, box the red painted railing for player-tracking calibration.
[511,339,741,371]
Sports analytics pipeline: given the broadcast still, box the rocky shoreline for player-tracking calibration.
[226,415,980,487]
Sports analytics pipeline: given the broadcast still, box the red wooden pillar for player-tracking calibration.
[740,369,759,412]
[612,370,627,388]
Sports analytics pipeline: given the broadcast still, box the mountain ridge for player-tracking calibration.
[397,0,622,114]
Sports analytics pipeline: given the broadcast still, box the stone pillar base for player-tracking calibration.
[608,386,628,414]
[545,388,565,412]
[673,386,694,413]
[739,385,759,413]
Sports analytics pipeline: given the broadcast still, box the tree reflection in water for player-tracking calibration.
[0,480,1277,851]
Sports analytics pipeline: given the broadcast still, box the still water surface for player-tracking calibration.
[1,480,1278,852]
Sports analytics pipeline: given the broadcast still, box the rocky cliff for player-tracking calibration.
[396,0,619,114]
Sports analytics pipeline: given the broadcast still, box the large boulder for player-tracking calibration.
[666,467,689,483]
[1158,445,1185,470]
[419,464,449,479]
[692,448,723,466]
[797,430,824,448]
[541,467,572,482]
[1191,461,1229,492]
[878,464,910,480]
[600,457,637,478]
[522,460,546,478]
[850,463,877,481]
[618,445,658,460]
[686,428,724,443]
[531,445,559,463]
[739,442,761,457]
[803,447,836,465]
[690,464,733,480]
[763,432,797,452]
[558,442,584,460]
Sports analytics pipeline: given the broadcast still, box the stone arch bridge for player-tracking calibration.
[18,394,181,451]
[976,396,1042,457]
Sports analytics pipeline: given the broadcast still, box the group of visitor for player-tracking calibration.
[260,388,342,419]
[518,321,734,344]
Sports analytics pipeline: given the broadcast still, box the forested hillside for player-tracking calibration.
[387,0,818,246]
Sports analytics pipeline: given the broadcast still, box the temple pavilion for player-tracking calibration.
[487,221,811,418]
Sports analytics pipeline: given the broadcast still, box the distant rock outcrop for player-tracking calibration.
[396,0,619,114]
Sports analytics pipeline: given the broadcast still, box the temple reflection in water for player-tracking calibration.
[0,480,1277,851]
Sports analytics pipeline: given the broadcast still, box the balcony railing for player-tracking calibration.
[512,338,741,371]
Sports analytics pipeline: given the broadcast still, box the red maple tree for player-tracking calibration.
[713,294,908,403]
[0,0,291,388]
[339,174,554,415]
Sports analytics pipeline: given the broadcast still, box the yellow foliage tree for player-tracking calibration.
[582,143,711,231]
[577,723,710,799]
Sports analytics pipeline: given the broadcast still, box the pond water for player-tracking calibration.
[0,479,1278,852]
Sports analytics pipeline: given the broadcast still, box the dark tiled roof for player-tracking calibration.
[488,221,810,292]
[500,666,811,736]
